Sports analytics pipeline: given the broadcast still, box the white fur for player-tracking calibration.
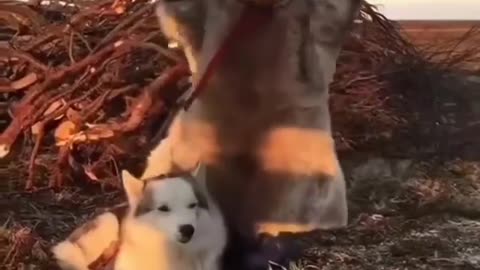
[133,179,200,242]
[52,166,226,270]
[51,212,120,270]
[114,217,190,270]
[116,169,226,270]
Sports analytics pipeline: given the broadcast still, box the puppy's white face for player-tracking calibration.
[122,171,202,244]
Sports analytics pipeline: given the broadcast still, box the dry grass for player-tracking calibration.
[400,21,480,70]
[2,157,480,269]
[401,21,480,44]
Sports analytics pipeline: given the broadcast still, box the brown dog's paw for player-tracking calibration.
[244,234,304,270]
[256,222,317,237]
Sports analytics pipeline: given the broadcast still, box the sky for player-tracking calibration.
[370,0,480,20]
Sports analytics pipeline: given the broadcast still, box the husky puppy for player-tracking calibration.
[117,165,227,270]
[51,165,226,270]
[152,0,361,268]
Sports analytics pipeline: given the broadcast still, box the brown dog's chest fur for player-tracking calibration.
[180,13,331,157]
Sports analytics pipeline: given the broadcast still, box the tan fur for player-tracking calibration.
[153,0,361,238]
[118,169,226,270]
[255,222,317,236]
[51,173,189,270]
[114,218,193,270]
[142,136,176,179]
[257,127,338,176]
[51,212,120,270]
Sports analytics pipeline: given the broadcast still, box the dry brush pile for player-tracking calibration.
[0,0,479,191]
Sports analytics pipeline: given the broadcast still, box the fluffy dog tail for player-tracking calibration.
[51,240,90,270]
[51,212,120,270]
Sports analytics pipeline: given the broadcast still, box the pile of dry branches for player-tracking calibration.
[332,4,480,156]
[0,0,192,189]
[0,0,478,190]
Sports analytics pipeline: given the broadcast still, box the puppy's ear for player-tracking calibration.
[184,173,209,210]
[191,162,206,181]
[122,170,145,207]
[193,183,209,210]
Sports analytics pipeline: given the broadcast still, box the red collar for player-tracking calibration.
[88,240,120,270]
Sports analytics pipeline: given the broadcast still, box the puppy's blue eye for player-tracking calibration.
[158,205,170,212]
[188,203,197,209]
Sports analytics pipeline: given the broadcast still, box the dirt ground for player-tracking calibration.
[1,151,480,270]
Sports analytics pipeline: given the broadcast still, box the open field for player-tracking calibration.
[399,20,480,70]
[400,20,480,41]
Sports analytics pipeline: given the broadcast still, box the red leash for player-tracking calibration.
[181,5,274,109]
[154,4,274,141]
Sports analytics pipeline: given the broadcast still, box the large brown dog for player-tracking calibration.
[147,0,361,268]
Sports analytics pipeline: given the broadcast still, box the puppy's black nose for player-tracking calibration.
[178,224,195,242]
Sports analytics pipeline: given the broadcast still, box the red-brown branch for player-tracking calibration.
[72,63,189,143]
[0,49,49,71]
[0,72,40,93]
[52,145,71,188]
[0,41,134,157]
[26,123,44,190]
